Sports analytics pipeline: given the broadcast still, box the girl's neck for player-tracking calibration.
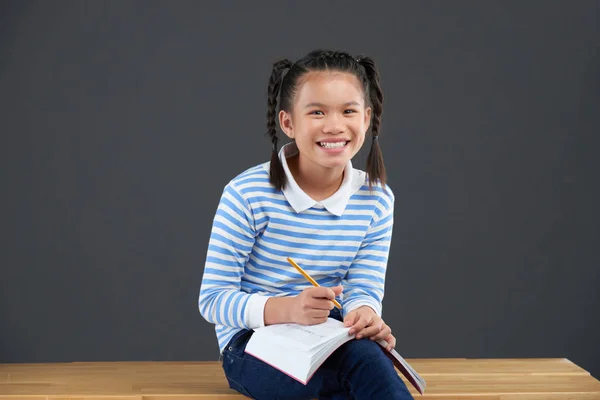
[287,154,345,202]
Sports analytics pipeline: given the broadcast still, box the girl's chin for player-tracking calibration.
[315,159,349,170]
[296,144,355,169]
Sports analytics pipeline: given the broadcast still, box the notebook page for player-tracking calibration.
[256,318,351,351]
[245,331,311,383]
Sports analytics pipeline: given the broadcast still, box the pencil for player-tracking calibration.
[286,256,342,309]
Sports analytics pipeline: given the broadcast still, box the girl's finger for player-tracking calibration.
[384,334,396,351]
[309,308,330,319]
[355,316,383,339]
[356,324,381,339]
[308,298,335,310]
[370,325,392,341]
[349,315,369,335]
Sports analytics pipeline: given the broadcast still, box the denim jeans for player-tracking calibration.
[221,308,414,400]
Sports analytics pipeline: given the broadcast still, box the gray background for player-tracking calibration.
[1,0,599,380]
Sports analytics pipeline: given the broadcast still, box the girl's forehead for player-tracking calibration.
[294,71,365,101]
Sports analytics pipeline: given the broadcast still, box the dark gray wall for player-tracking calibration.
[1,0,599,379]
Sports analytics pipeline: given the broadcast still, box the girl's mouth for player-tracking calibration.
[318,141,349,149]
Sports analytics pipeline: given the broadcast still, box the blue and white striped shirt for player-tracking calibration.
[198,143,395,353]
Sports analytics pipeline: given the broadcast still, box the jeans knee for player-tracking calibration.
[340,339,414,399]
[347,338,385,358]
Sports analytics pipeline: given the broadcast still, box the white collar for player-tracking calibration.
[271,142,366,216]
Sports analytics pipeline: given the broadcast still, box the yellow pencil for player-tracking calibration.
[286,257,342,309]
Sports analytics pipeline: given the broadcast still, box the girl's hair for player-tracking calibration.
[266,49,386,192]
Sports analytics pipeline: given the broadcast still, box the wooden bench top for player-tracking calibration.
[1,358,599,399]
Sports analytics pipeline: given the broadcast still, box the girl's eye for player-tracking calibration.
[310,110,324,115]
[344,109,357,114]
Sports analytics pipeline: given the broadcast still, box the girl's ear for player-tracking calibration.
[364,106,372,133]
[279,110,295,139]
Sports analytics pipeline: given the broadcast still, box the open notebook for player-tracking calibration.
[244,317,426,395]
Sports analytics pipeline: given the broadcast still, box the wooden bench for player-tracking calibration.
[1,359,599,399]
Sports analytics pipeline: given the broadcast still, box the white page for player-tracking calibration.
[245,318,354,384]
[245,330,311,383]
[254,318,351,351]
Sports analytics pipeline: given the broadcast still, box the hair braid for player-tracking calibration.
[358,55,387,189]
[266,59,292,191]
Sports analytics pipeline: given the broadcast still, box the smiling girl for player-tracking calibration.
[199,49,413,400]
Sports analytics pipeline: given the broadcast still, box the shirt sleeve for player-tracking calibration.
[341,188,394,317]
[198,181,270,329]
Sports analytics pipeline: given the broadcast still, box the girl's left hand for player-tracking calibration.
[343,305,396,351]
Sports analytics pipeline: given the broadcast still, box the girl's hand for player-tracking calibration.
[344,305,396,351]
[290,285,343,325]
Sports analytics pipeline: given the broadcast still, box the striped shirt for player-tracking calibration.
[198,142,395,353]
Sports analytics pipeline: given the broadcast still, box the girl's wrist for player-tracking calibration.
[263,296,294,325]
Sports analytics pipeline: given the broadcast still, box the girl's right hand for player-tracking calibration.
[290,285,343,325]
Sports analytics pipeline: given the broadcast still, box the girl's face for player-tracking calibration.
[279,71,371,172]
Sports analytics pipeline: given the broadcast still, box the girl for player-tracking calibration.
[199,49,413,400]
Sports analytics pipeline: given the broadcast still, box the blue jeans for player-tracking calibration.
[221,309,414,400]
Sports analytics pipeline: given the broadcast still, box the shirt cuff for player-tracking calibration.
[245,294,270,329]
[343,299,382,318]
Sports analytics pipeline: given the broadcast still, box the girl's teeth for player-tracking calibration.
[320,141,347,149]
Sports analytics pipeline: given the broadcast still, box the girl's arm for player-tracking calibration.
[198,181,345,329]
[342,189,395,316]
[198,182,266,330]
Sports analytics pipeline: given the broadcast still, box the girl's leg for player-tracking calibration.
[222,308,413,400]
[324,308,414,399]
[221,329,347,399]
[320,337,415,400]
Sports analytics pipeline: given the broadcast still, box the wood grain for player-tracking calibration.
[1,359,599,399]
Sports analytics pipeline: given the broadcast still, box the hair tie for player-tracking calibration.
[272,142,277,151]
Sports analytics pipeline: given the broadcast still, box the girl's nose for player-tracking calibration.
[322,114,346,134]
